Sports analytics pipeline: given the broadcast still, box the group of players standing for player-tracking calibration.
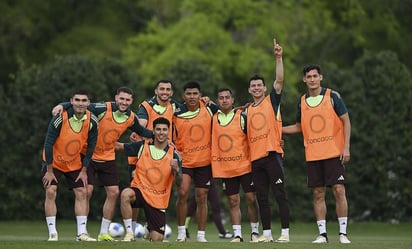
[41,39,352,244]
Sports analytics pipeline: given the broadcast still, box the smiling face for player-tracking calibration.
[115,91,133,112]
[70,94,90,115]
[153,123,169,144]
[155,82,173,104]
[248,79,267,101]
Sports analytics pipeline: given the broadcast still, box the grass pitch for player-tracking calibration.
[0,220,411,249]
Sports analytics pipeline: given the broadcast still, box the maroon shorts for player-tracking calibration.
[41,166,86,189]
[306,157,347,188]
[130,187,166,235]
[221,172,255,196]
[182,165,212,189]
[87,160,119,186]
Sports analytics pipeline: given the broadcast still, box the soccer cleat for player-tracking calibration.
[339,234,351,244]
[76,233,97,241]
[231,236,244,242]
[48,233,58,241]
[250,232,259,242]
[122,232,135,242]
[275,235,290,243]
[176,234,187,242]
[312,234,328,243]
[256,235,274,242]
[196,236,208,242]
[98,233,115,241]
[219,230,234,239]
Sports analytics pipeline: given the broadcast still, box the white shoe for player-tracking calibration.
[76,233,97,241]
[256,235,273,242]
[231,236,244,242]
[176,234,187,242]
[48,233,58,241]
[121,232,135,242]
[312,235,328,243]
[339,234,351,244]
[250,232,259,242]
[275,235,290,243]
[196,236,208,242]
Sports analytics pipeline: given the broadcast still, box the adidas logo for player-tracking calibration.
[250,181,254,186]
[338,175,345,181]
[205,180,211,186]
[275,179,283,184]
[48,223,54,226]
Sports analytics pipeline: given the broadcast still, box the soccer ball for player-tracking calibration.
[108,222,125,238]
[164,224,172,239]
[134,223,146,238]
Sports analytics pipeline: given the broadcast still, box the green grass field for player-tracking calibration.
[0,221,411,249]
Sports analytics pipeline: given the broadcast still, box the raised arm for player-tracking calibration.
[273,38,284,94]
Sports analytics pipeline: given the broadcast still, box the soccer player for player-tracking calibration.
[116,117,182,242]
[42,90,98,241]
[127,79,179,235]
[245,39,290,243]
[173,81,218,242]
[211,88,260,242]
[52,87,153,241]
[282,64,351,244]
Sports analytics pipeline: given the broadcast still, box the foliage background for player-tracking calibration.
[1,0,411,223]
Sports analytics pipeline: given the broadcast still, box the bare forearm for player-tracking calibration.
[282,123,302,134]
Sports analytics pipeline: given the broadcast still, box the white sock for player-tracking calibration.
[232,224,242,238]
[281,228,289,236]
[76,216,87,235]
[262,229,272,237]
[123,218,133,233]
[250,222,259,234]
[46,216,57,234]
[317,220,327,234]
[197,230,205,239]
[338,217,348,234]
[99,218,111,235]
[177,225,186,237]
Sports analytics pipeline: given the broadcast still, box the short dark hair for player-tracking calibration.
[249,74,265,86]
[153,117,170,129]
[117,86,134,96]
[183,81,201,92]
[72,89,90,98]
[155,79,173,89]
[217,88,233,97]
[303,64,321,76]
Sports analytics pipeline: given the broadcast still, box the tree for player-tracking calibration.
[326,51,412,221]
[0,55,139,220]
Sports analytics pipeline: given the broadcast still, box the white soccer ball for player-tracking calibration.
[164,224,172,239]
[108,222,125,238]
[134,223,146,238]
